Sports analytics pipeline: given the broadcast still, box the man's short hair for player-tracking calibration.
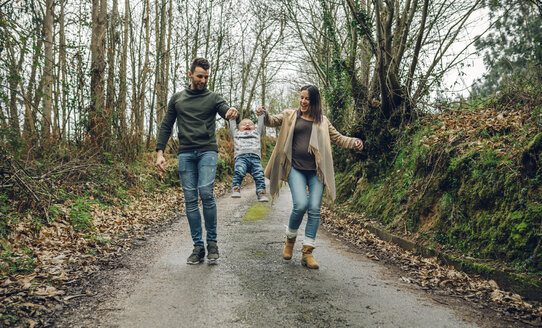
[190,57,210,73]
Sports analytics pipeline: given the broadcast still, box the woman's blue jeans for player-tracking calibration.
[178,151,218,247]
[287,167,325,240]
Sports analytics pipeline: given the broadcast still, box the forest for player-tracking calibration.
[0,0,541,326]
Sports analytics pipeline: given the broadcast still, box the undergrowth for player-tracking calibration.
[0,145,189,276]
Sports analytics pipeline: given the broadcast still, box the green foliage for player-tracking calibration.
[216,157,232,182]
[533,106,542,127]
[69,197,94,231]
[472,0,542,97]
[438,192,464,223]
[163,165,181,187]
[83,162,134,204]
[323,59,353,133]
[102,152,114,165]
[0,314,18,325]
[433,230,448,245]
[0,191,18,238]
[0,126,24,160]
[83,234,111,245]
[349,0,374,47]
[261,135,275,166]
[0,248,36,277]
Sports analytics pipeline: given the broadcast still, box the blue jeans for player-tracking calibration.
[287,167,325,240]
[232,153,266,194]
[178,151,218,247]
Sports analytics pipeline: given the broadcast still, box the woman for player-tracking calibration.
[256,85,363,269]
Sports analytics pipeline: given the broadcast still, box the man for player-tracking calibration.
[156,57,238,265]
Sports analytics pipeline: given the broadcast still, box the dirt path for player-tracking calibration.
[56,186,524,328]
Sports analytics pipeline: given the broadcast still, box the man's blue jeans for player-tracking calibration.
[178,151,218,247]
[232,153,266,194]
[287,167,325,240]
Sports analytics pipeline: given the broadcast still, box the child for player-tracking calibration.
[229,110,269,202]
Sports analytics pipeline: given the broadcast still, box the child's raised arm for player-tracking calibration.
[228,118,238,137]
[256,109,266,136]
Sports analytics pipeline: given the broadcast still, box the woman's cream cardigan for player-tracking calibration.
[264,109,359,202]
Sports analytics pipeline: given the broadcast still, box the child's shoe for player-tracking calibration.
[257,190,269,202]
[231,186,241,198]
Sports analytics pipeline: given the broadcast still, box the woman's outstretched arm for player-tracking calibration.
[328,119,363,151]
[257,106,284,128]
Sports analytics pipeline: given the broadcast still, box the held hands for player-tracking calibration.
[354,139,363,151]
[225,107,239,120]
[256,106,266,116]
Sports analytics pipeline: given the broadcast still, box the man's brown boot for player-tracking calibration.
[301,245,319,269]
[282,237,296,260]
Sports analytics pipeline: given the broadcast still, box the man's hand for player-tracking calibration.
[354,139,364,151]
[256,106,266,116]
[156,150,167,173]
[225,107,239,120]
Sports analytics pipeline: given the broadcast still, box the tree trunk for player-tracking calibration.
[23,22,42,146]
[149,0,171,148]
[53,6,60,141]
[41,0,54,142]
[89,0,108,149]
[75,51,85,142]
[59,0,68,140]
[150,0,164,145]
[136,0,150,146]
[210,0,233,92]
[129,9,138,138]
[183,1,190,75]
[107,0,120,142]
[204,1,213,59]
[164,0,172,99]
[0,105,8,137]
[118,0,130,141]
[192,5,202,60]
[5,33,27,140]
[238,28,263,118]
[245,29,282,117]
[260,51,266,108]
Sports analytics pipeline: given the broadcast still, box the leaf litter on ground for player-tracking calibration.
[321,206,542,326]
[0,155,230,327]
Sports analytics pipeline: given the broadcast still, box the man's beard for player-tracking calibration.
[194,81,207,90]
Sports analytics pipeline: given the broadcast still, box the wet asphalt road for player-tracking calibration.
[61,185,496,328]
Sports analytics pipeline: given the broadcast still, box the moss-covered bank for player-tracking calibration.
[335,87,542,277]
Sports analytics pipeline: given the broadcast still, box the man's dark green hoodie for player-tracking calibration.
[156,87,230,153]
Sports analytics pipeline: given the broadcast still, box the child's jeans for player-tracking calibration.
[233,153,266,194]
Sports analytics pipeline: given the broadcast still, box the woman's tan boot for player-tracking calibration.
[282,237,296,260]
[301,245,319,269]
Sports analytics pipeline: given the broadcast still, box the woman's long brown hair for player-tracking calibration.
[298,85,323,124]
